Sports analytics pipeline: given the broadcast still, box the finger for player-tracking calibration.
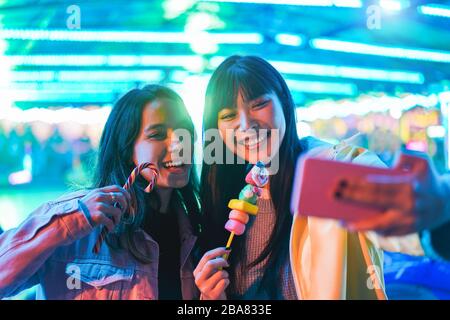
[356,212,416,235]
[98,203,123,224]
[195,258,229,285]
[98,214,115,232]
[337,180,413,211]
[210,278,230,300]
[342,215,383,231]
[102,185,131,203]
[345,209,406,232]
[345,211,398,232]
[371,214,417,236]
[111,191,129,212]
[118,187,132,204]
[117,188,132,208]
[202,270,229,294]
[97,192,128,212]
[194,248,230,276]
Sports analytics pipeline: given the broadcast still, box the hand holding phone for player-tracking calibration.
[290,152,429,222]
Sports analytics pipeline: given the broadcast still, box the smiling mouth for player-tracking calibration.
[237,131,271,148]
[162,160,185,169]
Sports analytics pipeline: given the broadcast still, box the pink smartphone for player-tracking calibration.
[290,153,425,222]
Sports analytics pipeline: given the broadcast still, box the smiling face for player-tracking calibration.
[133,98,193,189]
[217,90,286,164]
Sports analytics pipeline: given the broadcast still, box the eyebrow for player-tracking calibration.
[220,95,269,110]
[144,123,166,133]
[249,95,269,103]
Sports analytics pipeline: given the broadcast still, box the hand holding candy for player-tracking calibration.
[92,162,158,254]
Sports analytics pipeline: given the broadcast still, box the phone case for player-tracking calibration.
[290,154,420,221]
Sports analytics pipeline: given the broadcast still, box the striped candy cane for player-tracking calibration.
[92,162,158,254]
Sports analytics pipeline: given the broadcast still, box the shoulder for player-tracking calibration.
[300,134,386,168]
[299,135,332,150]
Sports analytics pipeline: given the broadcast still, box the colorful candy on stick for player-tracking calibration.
[92,162,158,254]
[223,161,269,258]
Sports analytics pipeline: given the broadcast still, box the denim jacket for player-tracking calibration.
[0,190,199,300]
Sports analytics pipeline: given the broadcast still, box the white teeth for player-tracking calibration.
[164,160,183,168]
[242,135,265,147]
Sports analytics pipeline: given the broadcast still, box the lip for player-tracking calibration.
[160,160,189,174]
[237,131,271,150]
[165,165,188,174]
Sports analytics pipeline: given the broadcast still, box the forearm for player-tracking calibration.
[0,200,92,298]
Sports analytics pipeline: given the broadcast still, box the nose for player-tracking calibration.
[238,109,255,132]
[167,130,182,154]
[169,141,182,154]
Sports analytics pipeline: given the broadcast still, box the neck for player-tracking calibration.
[156,187,173,213]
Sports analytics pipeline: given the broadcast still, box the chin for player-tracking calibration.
[173,179,189,188]
[157,179,189,189]
[238,148,273,165]
[166,175,190,189]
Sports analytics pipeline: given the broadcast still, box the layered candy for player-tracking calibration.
[224,162,269,236]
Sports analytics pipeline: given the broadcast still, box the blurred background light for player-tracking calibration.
[0,106,112,124]
[310,39,450,63]
[275,33,304,47]
[200,0,363,8]
[379,0,410,11]
[418,4,450,19]
[0,29,263,44]
[4,55,205,68]
[286,79,357,96]
[271,61,424,83]
[427,125,446,139]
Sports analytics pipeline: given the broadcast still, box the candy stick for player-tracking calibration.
[92,162,158,254]
[222,231,235,261]
[226,232,235,249]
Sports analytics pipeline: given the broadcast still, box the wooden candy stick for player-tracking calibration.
[92,162,158,254]
[221,232,235,262]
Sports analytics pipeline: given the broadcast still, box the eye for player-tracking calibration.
[251,99,270,110]
[218,110,237,121]
[146,130,167,140]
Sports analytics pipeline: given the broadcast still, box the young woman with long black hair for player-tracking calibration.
[0,85,202,300]
[194,56,424,300]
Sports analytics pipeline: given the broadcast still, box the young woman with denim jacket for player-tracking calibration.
[0,85,202,300]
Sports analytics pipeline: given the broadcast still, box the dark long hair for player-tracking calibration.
[93,84,202,264]
[200,56,304,298]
